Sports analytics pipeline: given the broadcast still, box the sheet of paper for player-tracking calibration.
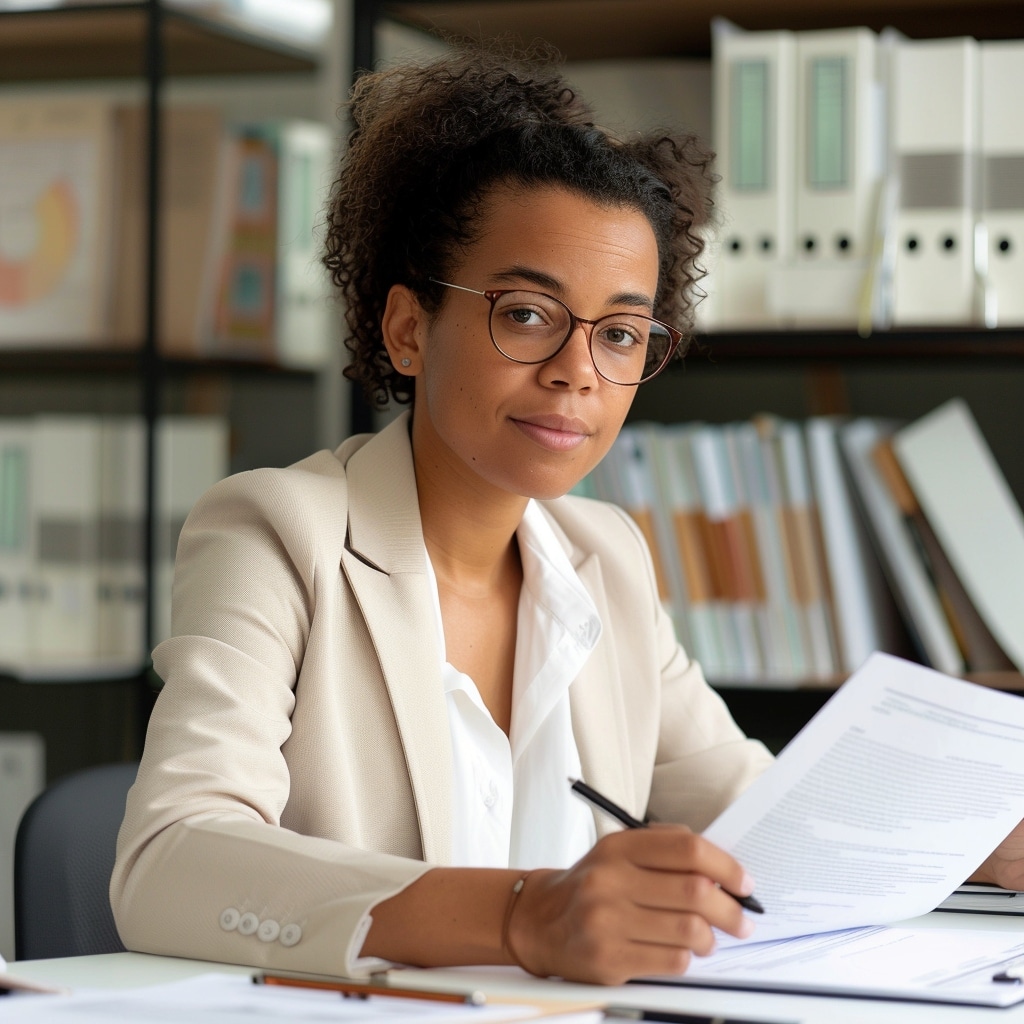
[0,973,587,1024]
[703,652,1024,945]
[937,883,1024,915]
[0,953,70,996]
[662,921,1024,1007]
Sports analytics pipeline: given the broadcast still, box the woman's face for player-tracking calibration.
[402,184,661,502]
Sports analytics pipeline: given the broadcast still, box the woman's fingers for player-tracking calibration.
[630,869,756,941]
[574,843,755,942]
[589,827,756,934]
[607,824,755,901]
[508,826,758,984]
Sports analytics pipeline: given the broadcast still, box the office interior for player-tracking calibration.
[3,0,1024,966]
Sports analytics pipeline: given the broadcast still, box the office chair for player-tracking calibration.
[14,761,139,960]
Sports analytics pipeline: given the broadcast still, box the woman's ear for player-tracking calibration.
[381,284,426,375]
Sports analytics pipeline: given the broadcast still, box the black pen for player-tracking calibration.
[569,778,764,915]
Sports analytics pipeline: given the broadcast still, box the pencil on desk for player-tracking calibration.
[254,974,487,1004]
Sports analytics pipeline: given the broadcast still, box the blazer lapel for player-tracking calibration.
[567,551,637,840]
[339,416,453,865]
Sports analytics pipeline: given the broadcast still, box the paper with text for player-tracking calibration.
[670,920,1024,1006]
[0,973,589,1024]
[704,652,1024,945]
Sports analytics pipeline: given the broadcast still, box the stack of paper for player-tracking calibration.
[654,652,1024,1007]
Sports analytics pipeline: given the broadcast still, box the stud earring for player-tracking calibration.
[401,358,412,367]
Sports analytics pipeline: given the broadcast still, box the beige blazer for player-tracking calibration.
[111,413,772,977]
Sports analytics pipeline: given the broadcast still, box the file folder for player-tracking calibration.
[773,419,838,681]
[838,418,965,677]
[979,39,1024,327]
[723,421,797,682]
[890,37,980,326]
[709,20,796,328]
[689,423,765,682]
[634,424,695,654]
[804,416,908,673]
[661,426,732,680]
[768,27,885,328]
[893,398,1024,673]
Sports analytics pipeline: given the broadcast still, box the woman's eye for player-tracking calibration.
[508,308,545,327]
[600,324,643,348]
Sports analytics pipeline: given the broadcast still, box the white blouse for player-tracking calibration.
[425,499,600,869]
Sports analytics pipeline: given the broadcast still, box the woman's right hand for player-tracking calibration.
[505,825,757,985]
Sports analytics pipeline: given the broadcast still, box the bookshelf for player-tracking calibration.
[366,0,1024,61]
[0,4,319,80]
[0,1,337,776]
[354,0,1024,724]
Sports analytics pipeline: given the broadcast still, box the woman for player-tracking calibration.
[111,45,776,985]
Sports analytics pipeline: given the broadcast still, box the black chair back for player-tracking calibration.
[14,761,139,960]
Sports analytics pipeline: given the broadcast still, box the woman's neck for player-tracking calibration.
[411,416,530,590]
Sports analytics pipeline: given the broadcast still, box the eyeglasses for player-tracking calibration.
[429,279,682,386]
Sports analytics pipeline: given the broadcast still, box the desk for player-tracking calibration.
[9,912,1024,1023]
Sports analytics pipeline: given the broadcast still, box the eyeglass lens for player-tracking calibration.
[489,291,673,385]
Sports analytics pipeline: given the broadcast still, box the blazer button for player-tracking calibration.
[238,912,260,936]
[279,923,302,947]
[257,919,281,943]
[219,908,241,931]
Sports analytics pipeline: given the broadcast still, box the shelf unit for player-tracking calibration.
[0,3,319,80]
[0,0,332,774]
[352,0,1024,741]
[361,0,1024,61]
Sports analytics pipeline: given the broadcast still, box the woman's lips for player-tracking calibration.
[511,415,591,452]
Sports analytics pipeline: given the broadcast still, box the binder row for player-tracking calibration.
[701,23,1024,332]
[0,415,229,680]
[0,98,335,367]
[581,400,1024,687]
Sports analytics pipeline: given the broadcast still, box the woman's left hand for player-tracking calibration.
[972,819,1024,890]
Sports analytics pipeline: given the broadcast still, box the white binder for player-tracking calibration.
[890,37,981,326]
[708,20,796,328]
[98,416,146,669]
[979,40,1024,327]
[273,120,335,369]
[0,420,33,673]
[153,417,230,647]
[769,27,885,328]
[27,415,103,671]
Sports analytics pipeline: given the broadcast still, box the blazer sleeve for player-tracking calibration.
[604,503,775,832]
[110,461,431,977]
[647,609,775,832]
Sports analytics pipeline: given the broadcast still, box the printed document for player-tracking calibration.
[651,653,1024,1005]
[0,973,601,1024]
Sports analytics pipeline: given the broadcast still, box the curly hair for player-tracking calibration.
[323,44,716,409]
